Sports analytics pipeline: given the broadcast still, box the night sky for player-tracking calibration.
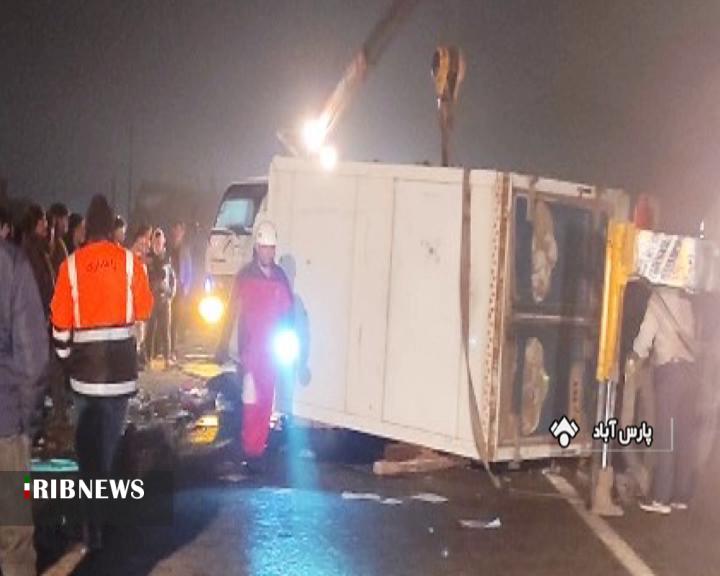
[1,1,719,232]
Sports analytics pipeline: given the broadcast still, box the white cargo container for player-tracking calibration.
[262,156,628,462]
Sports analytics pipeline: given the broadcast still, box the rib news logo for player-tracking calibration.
[22,475,145,501]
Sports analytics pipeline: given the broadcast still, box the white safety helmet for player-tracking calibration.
[255,221,278,247]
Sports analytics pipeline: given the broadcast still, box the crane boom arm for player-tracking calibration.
[283,0,419,155]
[321,0,419,136]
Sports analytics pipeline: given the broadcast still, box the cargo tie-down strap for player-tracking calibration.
[460,168,500,486]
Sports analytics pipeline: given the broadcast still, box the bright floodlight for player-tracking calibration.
[273,328,300,367]
[319,145,338,171]
[199,295,225,325]
[302,117,327,153]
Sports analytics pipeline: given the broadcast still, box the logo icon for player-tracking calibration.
[549,416,580,449]
[23,475,31,500]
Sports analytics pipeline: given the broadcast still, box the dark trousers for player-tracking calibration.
[74,395,129,477]
[652,361,699,504]
[170,293,186,355]
[47,353,69,424]
[74,395,128,533]
[147,300,172,362]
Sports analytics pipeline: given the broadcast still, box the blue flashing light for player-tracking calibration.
[273,328,300,367]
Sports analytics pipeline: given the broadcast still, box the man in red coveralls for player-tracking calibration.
[218,221,294,462]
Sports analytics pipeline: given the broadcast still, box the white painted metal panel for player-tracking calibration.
[269,167,357,412]
[382,179,464,437]
[344,177,394,419]
[267,158,489,458]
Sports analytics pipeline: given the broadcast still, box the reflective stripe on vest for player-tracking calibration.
[73,326,134,343]
[52,328,71,343]
[70,379,136,397]
[63,246,140,396]
[125,249,134,324]
[67,253,81,329]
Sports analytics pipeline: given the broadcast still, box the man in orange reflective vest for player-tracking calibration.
[50,195,153,549]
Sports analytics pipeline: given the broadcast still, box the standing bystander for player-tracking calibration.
[21,205,54,319]
[47,203,70,277]
[146,228,176,369]
[113,216,127,245]
[64,213,85,255]
[168,221,193,361]
[0,206,12,241]
[0,235,49,576]
[50,195,153,549]
[631,286,699,514]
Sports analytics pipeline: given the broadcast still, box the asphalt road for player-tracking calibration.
[66,460,628,576]
[39,364,720,576]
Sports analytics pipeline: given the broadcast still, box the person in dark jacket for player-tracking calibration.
[47,202,69,277]
[168,221,193,360]
[46,204,72,429]
[64,213,85,255]
[146,228,176,369]
[0,239,49,576]
[21,204,54,319]
[113,215,127,245]
[0,205,12,241]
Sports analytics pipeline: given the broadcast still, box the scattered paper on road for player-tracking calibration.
[298,448,316,460]
[460,517,502,529]
[272,488,294,495]
[342,492,382,502]
[411,493,449,504]
[183,353,213,360]
[219,473,248,483]
[381,498,403,506]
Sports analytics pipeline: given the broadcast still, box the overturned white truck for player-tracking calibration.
[251,156,629,463]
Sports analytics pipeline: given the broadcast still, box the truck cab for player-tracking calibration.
[201,181,267,325]
[205,181,267,287]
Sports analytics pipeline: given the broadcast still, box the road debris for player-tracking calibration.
[219,473,248,484]
[373,445,460,476]
[342,492,382,502]
[460,517,502,529]
[299,448,317,460]
[271,488,294,495]
[411,493,449,504]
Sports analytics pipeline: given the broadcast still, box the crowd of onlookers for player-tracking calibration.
[0,201,193,371]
